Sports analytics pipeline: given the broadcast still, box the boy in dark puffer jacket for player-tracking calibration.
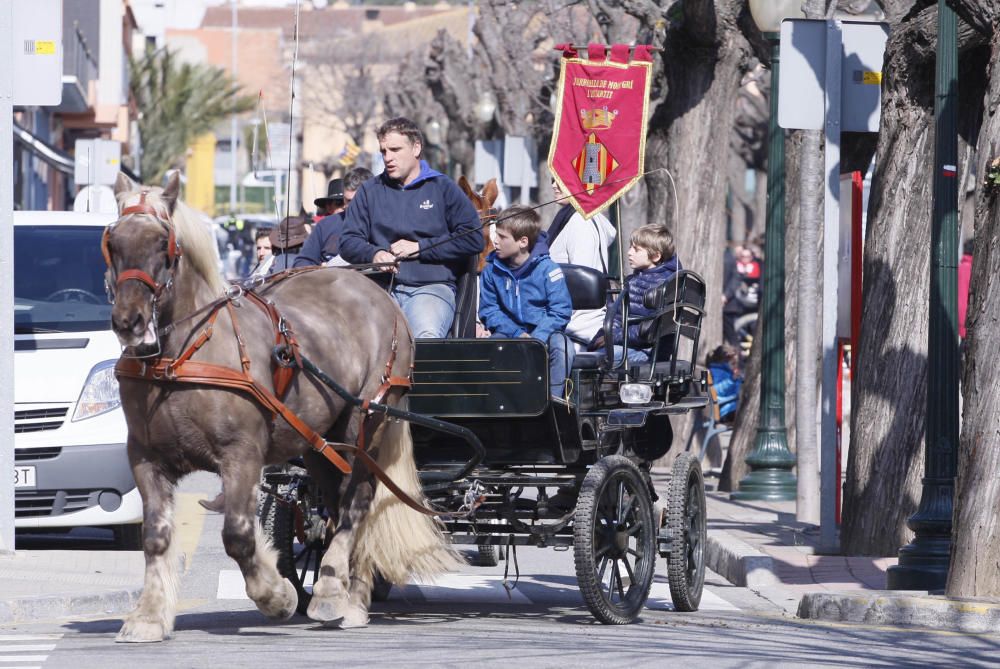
[592,224,680,365]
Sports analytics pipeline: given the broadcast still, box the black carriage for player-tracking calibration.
[258,248,711,625]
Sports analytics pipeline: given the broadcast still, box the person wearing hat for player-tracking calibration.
[295,167,374,268]
[314,178,346,218]
[267,214,310,274]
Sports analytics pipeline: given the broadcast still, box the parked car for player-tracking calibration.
[13,211,142,548]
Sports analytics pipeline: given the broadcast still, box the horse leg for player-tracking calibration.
[307,465,375,627]
[117,452,179,643]
[220,460,297,621]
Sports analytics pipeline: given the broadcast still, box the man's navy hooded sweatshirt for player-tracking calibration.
[339,162,483,287]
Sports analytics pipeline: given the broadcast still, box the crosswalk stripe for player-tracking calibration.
[0,657,49,663]
[646,581,739,611]
[0,637,61,643]
[0,647,55,653]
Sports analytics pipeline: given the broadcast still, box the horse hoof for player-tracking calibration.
[257,578,297,621]
[339,605,369,629]
[307,594,349,623]
[116,617,167,643]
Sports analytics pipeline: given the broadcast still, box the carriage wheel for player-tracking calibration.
[666,453,707,612]
[475,544,500,567]
[257,480,324,615]
[573,455,656,624]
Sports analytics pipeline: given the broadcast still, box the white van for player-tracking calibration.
[13,211,142,548]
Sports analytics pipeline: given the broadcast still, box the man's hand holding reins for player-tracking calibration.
[389,239,420,260]
[373,249,399,273]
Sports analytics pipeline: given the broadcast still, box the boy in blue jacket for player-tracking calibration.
[479,205,574,398]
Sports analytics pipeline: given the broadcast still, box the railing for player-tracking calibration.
[66,23,98,95]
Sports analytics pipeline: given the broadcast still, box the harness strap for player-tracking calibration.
[116,357,353,474]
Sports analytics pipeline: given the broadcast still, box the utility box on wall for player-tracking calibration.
[75,139,122,186]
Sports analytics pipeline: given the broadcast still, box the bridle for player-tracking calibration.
[101,189,183,357]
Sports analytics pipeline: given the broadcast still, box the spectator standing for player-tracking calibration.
[706,344,743,421]
[249,229,274,277]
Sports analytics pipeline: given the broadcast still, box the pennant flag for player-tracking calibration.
[548,43,653,219]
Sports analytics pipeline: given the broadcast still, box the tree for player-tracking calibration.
[130,47,255,185]
[947,0,1000,598]
[840,1,986,555]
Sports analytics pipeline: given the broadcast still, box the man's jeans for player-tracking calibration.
[392,283,456,338]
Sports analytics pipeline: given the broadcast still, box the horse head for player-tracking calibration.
[458,176,498,272]
[104,172,225,354]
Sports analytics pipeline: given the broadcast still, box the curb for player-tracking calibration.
[0,587,141,625]
[797,591,1000,634]
[705,528,779,588]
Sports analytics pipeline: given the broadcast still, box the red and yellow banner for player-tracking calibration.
[548,43,653,219]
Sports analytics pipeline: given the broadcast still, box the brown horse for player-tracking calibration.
[105,172,455,642]
[457,176,498,272]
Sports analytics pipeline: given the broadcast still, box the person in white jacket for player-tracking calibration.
[547,179,617,350]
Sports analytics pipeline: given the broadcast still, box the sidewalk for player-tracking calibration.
[0,549,144,624]
[701,489,1000,634]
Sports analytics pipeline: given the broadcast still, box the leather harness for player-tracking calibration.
[103,203,458,517]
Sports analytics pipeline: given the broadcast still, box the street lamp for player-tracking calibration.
[475,90,497,125]
[886,0,958,591]
[732,0,803,501]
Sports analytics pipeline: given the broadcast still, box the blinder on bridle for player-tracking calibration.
[101,188,183,306]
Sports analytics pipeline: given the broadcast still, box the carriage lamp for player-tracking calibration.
[620,383,653,405]
[72,359,122,421]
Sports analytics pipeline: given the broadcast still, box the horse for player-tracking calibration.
[104,171,455,642]
[457,176,498,272]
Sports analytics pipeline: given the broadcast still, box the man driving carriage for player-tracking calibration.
[339,117,484,338]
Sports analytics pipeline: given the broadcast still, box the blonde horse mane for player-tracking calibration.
[117,180,227,295]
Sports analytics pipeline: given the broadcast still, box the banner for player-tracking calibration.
[548,43,653,219]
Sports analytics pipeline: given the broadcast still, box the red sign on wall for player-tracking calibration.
[547,43,653,219]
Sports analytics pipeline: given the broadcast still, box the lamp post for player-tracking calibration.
[732,0,803,502]
[886,0,958,591]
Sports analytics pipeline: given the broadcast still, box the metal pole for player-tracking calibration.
[887,0,958,590]
[229,0,238,214]
[733,33,797,501]
[820,19,843,552]
[1,1,16,553]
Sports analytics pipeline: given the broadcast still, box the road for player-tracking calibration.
[3,473,998,668]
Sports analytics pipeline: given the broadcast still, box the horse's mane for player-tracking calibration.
[118,185,227,294]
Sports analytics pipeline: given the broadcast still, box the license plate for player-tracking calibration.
[14,465,36,489]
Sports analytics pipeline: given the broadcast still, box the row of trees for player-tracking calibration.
[128,0,1000,597]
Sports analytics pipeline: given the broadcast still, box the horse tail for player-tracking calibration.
[353,408,459,585]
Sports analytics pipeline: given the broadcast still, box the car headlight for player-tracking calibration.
[72,360,121,421]
[619,383,653,405]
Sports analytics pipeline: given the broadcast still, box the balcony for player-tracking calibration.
[55,25,97,113]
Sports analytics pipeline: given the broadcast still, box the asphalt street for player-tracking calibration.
[3,473,998,668]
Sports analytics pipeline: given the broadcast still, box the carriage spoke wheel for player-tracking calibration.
[573,455,656,624]
[666,453,707,612]
[257,478,326,615]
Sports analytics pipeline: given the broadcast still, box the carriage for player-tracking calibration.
[256,207,711,625]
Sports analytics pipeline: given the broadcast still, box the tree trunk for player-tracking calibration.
[840,6,985,555]
[840,9,936,556]
[947,3,1000,598]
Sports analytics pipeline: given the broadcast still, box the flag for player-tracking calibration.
[548,43,653,219]
[339,137,362,167]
